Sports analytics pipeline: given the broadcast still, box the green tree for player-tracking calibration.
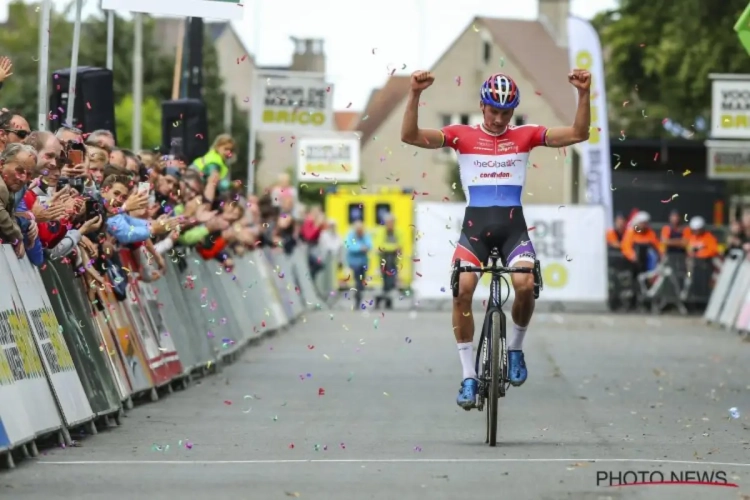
[115,95,162,150]
[592,0,750,138]
[0,1,75,123]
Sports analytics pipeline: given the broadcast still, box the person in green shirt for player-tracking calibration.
[374,213,402,310]
[190,133,234,193]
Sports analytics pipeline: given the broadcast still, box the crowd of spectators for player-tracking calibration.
[0,57,342,296]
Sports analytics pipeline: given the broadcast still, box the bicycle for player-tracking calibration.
[451,247,543,447]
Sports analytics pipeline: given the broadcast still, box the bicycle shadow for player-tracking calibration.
[451,439,582,448]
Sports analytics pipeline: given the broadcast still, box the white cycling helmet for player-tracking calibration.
[689,216,706,231]
[631,211,650,226]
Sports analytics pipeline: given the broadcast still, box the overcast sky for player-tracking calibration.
[0,0,617,111]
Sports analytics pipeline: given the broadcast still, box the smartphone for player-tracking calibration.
[68,150,84,165]
[85,198,100,220]
[137,182,151,196]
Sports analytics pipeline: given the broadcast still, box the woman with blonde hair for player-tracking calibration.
[190,133,234,193]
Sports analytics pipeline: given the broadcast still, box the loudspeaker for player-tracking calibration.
[161,98,208,163]
[49,66,116,141]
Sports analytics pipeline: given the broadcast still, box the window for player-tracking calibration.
[483,41,491,64]
[514,115,526,126]
[441,114,452,128]
[460,114,469,125]
[375,203,391,225]
[348,203,365,224]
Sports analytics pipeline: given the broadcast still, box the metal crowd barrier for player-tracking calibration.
[704,249,750,337]
[0,242,324,469]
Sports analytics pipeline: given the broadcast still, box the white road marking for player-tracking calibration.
[38,458,750,467]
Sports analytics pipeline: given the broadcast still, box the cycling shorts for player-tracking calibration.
[452,206,536,269]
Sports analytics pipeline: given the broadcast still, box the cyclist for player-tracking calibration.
[401,69,592,409]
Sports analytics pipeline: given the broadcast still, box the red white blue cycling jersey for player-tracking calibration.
[441,123,548,207]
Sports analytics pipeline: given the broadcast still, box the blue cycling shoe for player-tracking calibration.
[456,378,478,410]
[508,350,528,386]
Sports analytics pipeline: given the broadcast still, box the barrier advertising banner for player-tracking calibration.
[3,250,94,427]
[296,136,361,183]
[413,203,608,304]
[0,250,62,437]
[102,0,244,20]
[710,76,750,139]
[253,76,335,132]
[567,16,614,230]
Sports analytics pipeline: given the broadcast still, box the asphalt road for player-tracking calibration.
[1,309,749,500]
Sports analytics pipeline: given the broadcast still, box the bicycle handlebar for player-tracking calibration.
[454,265,533,275]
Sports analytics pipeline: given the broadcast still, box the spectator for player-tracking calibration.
[55,126,83,144]
[103,163,130,179]
[275,194,298,254]
[0,56,13,92]
[191,133,234,193]
[88,129,115,150]
[605,213,626,249]
[84,144,108,185]
[621,211,662,272]
[301,204,326,275]
[152,163,180,217]
[0,109,30,152]
[100,174,178,245]
[0,143,35,257]
[122,150,143,179]
[374,213,403,309]
[318,219,343,270]
[726,219,744,253]
[660,209,689,255]
[345,220,372,309]
[686,216,719,259]
[110,147,126,169]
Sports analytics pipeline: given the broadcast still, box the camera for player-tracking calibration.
[57,176,85,194]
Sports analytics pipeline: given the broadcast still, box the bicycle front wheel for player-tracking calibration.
[488,310,504,446]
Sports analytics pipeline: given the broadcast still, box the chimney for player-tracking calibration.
[538,0,570,47]
[289,37,326,73]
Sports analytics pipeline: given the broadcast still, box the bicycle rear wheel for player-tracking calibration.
[487,310,503,446]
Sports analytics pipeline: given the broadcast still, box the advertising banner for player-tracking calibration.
[253,76,334,132]
[0,251,62,436]
[102,0,244,20]
[706,140,750,179]
[3,250,94,427]
[567,16,614,229]
[297,136,361,183]
[710,77,750,139]
[413,203,608,303]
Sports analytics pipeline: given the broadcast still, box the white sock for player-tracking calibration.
[457,342,477,380]
[508,322,527,351]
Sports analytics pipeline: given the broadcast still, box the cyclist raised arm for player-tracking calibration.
[400,71,445,149]
[543,69,592,147]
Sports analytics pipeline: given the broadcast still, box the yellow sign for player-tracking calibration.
[42,308,75,371]
[325,189,414,290]
[261,110,327,126]
[7,309,44,378]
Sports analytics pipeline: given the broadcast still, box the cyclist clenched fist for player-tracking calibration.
[410,70,434,92]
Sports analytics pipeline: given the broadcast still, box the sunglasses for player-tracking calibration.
[2,129,29,139]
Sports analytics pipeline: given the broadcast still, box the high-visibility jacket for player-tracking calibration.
[687,231,719,259]
[191,149,230,191]
[606,228,625,248]
[621,226,662,262]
